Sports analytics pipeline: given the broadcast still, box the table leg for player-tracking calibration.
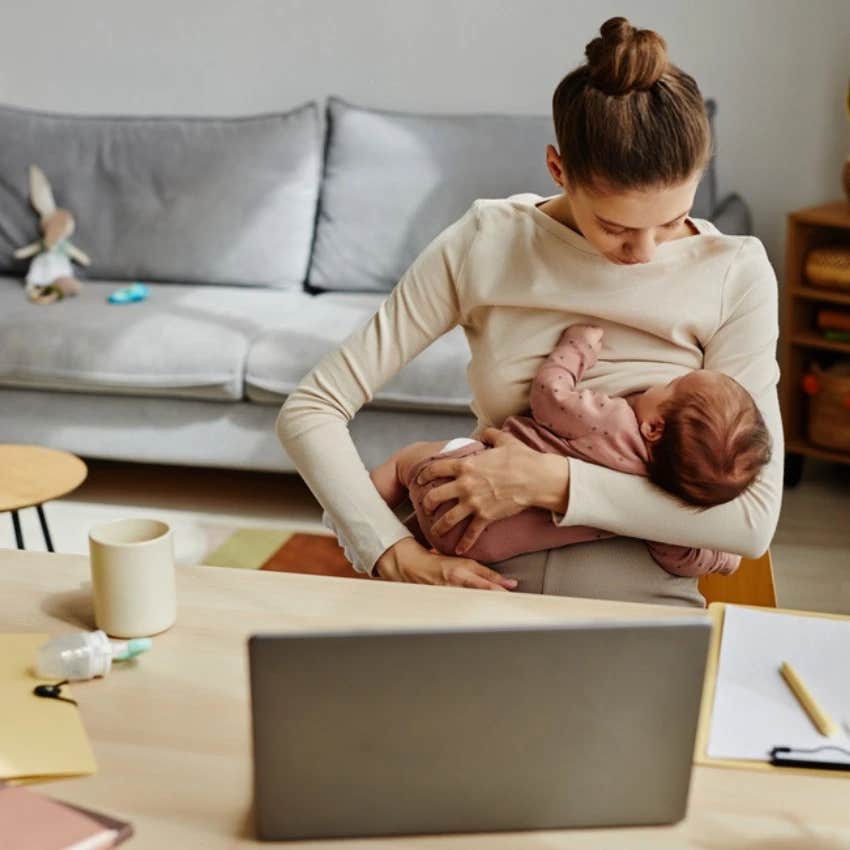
[36,504,55,553]
[11,511,24,550]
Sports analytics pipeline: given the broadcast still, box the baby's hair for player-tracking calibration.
[648,375,772,508]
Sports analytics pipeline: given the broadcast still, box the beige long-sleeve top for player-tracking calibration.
[276,194,783,575]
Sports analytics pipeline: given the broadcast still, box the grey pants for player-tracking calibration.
[490,536,705,609]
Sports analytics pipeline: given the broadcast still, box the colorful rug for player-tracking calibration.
[203,526,367,580]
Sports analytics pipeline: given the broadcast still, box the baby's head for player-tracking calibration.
[633,370,772,507]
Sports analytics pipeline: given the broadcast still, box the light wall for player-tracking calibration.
[2,0,849,273]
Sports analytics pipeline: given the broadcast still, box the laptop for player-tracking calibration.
[248,617,710,840]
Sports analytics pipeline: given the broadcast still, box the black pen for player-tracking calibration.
[770,745,850,771]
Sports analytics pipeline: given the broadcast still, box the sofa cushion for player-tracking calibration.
[246,292,473,412]
[307,97,717,294]
[0,278,315,401]
[307,97,556,294]
[0,102,321,289]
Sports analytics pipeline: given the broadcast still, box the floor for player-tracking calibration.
[3,456,849,614]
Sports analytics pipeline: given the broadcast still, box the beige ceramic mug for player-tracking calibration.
[88,518,177,638]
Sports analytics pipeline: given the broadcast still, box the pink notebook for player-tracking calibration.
[0,785,133,850]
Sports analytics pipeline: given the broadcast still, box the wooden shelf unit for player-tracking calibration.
[782,200,850,478]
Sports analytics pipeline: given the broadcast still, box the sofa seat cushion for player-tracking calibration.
[0,277,315,401]
[0,102,322,288]
[246,292,473,412]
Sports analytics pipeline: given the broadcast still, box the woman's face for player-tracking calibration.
[545,146,702,265]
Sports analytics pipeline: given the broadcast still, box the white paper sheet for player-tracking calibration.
[707,605,850,761]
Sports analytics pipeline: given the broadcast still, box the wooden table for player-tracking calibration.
[0,444,87,550]
[2,549,848,849]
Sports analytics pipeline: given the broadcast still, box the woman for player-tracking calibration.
[276,17,782,608]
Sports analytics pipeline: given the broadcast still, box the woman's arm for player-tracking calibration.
[548,237,783,558]
[277,203,509,587]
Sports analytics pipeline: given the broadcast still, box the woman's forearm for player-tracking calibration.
[276,206,478,575]
[277,398,415,573]
[517,396,781,558]
[555,427,782,559]
[528,388,783,559]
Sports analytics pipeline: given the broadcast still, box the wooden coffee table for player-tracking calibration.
[0,444,87,551]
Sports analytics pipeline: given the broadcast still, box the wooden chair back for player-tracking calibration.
[698,550,777,607]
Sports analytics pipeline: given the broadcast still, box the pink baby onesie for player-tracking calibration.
[401,325,739,577]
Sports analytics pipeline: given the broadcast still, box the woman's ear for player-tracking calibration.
[545,145,567,188]
[640,417,666,444]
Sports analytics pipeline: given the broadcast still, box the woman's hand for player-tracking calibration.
[415,428,571,555]
[375,537,517,591]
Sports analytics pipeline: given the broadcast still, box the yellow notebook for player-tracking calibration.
[695,604,850,778]
[0,634,97,784]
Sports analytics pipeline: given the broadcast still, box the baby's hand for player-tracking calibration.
[560,324,604,352]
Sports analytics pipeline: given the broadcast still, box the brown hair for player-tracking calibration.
[552,16,712,193]
[648,375,772,508]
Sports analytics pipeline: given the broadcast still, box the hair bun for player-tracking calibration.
[585,16,668,95]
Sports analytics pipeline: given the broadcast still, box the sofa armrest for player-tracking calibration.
[710,192,752,236]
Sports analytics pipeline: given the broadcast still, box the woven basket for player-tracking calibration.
[805,247,850,292]
[807,362,850,451]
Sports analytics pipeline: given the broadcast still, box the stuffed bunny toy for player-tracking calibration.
[13,165,91,304]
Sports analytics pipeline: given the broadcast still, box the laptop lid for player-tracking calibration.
[249,617,710,840]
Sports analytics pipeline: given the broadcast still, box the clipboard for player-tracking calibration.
[0,634,97,785]
[694,603,850,778]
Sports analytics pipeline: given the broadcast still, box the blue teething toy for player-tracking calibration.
[108,282,149,304]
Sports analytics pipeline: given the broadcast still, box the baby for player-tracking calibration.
[331,324,772,577]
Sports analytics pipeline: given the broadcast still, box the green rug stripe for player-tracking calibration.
[205,528,293,570]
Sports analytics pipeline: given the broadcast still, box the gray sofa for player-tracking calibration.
[0,97,751,472]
